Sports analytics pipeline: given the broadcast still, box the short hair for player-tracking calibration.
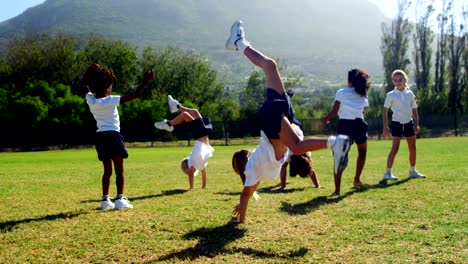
[81,63,115,93]
[180,158,189,173]
[289,153,314,178]
[232,149,251,185]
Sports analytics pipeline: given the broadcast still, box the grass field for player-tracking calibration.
[0,137,467,263]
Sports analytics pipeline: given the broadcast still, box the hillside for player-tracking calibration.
[0,0,389,81]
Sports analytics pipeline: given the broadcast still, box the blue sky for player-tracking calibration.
[0,0,463,25]
[0,0,46,22]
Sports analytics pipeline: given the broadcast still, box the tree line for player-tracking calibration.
[0,1,466,148]
[379,0,467,135]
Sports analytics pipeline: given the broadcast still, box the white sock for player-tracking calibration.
[386,168,392,174]
[237,38,250,52]
[410,166,416,172]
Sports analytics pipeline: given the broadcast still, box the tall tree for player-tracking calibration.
[380,0,413,92]
[413,0,435,91]
[447,9,467,135]
[434,0,452,93]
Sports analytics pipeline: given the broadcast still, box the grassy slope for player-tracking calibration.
[0,137,466,263]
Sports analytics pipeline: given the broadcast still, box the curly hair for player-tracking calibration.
[81,63,116,94]
[348,69,371,97]
[232,149,251,185]
[289,153,314,178]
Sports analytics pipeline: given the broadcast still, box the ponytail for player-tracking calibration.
[348,69,371,97]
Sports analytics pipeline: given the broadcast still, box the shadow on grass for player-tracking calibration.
[259,183,307,194]
[130,189,188,201]
[280,178,412,215]
[0,210,89,233]
[214,183,306,197]
[80,189,188,203]
[153,222,308,262]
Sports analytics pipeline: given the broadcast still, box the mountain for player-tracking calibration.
[0,0,390,82]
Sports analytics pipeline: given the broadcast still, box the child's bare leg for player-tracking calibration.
[280,162,288,190]
[168,109,200,126]
[309,171,320,188]
[101,160,113,196]
[244,47,285,95]
[354,143,367,187]
[233,183,260,224]
[386,137,401,169]
[113,157,125,195]
[406,136,417,167]
[201,168,207,189]
[331,172,342,196]
[279,116,329,155]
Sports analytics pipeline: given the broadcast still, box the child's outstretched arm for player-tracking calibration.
[120,69,154,103]
[233,183,260,224]
[322,100,340,124]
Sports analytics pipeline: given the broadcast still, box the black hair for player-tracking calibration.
[348,69,371,97]
[81,63,115,94]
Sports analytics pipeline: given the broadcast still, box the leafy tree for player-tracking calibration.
[380,0,413,92]
[139,46,223,112]
[0,33,80,94]
[78,36,138,95]
[447,12,466,135]
[413,0,435,92]
[434,0,452,93]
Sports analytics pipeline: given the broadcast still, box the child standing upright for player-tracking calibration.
[322,69,371,196]
[154,95,214,189]
[81,63,154,210]
[382,69,426,180]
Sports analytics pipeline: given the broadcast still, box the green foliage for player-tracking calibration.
[0,138,467,262]
[239,70,265,120]
[380,1,413,92]
[120,99,165,123]
[10,96,48,126]
[0,33,80,91]
[140,46,223,112]
[78,36,138,95]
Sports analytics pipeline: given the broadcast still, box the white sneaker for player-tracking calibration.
[409,170,426,179]
[100,197,114,210]
[154,120,174,132]
[332,135,351,174]
[383,172,398,181]
[114,196,133,210]
[225,20,244,50]
[167,95,179,113]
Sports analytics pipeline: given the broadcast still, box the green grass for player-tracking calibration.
[0,138,467,263]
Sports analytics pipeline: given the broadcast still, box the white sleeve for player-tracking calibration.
[383,94,392,108]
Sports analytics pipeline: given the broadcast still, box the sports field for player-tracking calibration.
[0,137,466,263]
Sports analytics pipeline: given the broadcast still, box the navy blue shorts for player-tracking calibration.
[258,88,296,139]
[191,117,213,139]
[95,131,128,161]
[337,118,368,145]
[391,121,415,137]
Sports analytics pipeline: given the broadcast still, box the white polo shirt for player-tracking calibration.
[86,92,121,132]
[335,87,368,120]
[384,88,417,124]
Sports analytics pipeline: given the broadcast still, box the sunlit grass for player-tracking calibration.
[0,138,467,263]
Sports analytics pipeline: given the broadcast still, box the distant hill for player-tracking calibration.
[0,0,390,82]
